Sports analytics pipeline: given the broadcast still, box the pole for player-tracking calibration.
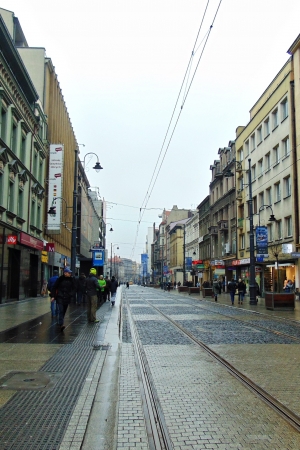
[248,158,257,304]
[183,223,186,284]
[71,149,78,274]
[110,242,112,278]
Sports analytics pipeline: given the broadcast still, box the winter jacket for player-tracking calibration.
[110,279,118,294]
[86,274,99,296]
[228,281,237,293]
[77,275,87,293]
[98,279,106,292]
[237,281,246,293]
[51,275,77,305]
[47,275,59,292]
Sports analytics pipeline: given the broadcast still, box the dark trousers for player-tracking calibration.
[57,302,68,325]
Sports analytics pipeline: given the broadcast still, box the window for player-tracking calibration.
[253,196,257,214]
[258,159,263,177]
[274,182,281,202]
[7,180,14,212]
[1,108,7,142]
[251,164,256,180]
[30,201,35,226]
[267,224,273,242]
[273,145,279,165]
[18,189,23,218]
[251,134,256,151]
[264,118,270,138]
[281,97,288,120]
[284,176,291,197]
[257,126,262,144]
[285,216,292,237]
[240,234,245,249]
[282,137,289,157]
[272,109,278,129]
[265,152,270,171]
[259,192,264,207]
[244,141,249,157]
[238,177,243,191]
[238,148,244,161]
[266,187,272,205]
[277,220,282,240]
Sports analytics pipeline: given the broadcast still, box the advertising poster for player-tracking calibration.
[256,226,268,257]
[47,144,64,233]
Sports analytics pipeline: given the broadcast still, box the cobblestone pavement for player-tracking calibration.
[121,287,300,449]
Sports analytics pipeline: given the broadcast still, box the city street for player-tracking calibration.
[1,287,300,449]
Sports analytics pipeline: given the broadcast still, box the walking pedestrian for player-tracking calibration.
[98,275,106,304]
[228,278,237,305]
[255,281,261,302]
[50,268,77,331]
[126,281,129,289]
[105,276,111,302]
[86,268,100,323]
[237,278,246,305]
[110,275,118,306]
[47,270,59,317]
[213,279,219,302]
[77,273,87,304]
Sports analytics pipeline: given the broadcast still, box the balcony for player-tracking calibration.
[208,225,218,235]
[217,220,228,231]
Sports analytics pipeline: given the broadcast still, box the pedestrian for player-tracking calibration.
[228,278,237,305]
[174,281,177,289]
[41,279,48,297]
[284,280,294,293]
[255,281,261,301]
[110,275,118,306]
[213,279,219,302]
[126,281,129,289]
[218,280,222,294]
[77,273,87,304]
[105,276,111,302]
[237,278,246,305]
[50,268,77,331]
[47,270,59,317]
[167,281,171,292]
[98,275,106,304]
[86,268,100,323]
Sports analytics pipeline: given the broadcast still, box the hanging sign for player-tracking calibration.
[92,250,105,266]
[256,226,268,257]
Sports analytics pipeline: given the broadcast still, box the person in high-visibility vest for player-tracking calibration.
[98,275,106,305]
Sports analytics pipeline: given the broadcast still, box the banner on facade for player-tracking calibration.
[47,144,64,233]
[185,257,192,271]
[256,226,268,257]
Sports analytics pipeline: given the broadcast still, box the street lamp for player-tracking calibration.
[71,149,103,274]
[110,243,119,278]
[225,158,257,304]
[81,152,103,172]
[258,204,276,227]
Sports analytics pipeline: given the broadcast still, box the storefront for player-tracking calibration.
[0,228,43,302]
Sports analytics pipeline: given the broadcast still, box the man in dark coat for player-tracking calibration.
[77,273,87,304]
[51,267,77,331]
[110,276,118,306]
[228,278,237,305]
[86,268,100,323]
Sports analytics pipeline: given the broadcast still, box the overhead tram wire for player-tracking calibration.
[130,0,223,259]
[138,0,211,217]
[140,0,223,220]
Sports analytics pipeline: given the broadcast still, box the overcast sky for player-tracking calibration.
[3,0,300,261]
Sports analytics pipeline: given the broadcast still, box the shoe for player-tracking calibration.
[60,325,65,331]
[93,320,99,323]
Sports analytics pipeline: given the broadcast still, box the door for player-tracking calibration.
[8,248,21,300]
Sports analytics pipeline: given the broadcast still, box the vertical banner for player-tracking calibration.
[185,257,192,271]
[141,254,148,277]
[256,226,268,257]
[47,144,64,233]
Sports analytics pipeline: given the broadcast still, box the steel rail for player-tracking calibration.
[125,294,173,450]
[145,298,300,433]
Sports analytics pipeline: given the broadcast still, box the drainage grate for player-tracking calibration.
[0,305,109,450]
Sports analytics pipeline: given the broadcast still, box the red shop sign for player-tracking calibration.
[7,235,17,245]
[19,232,44,250]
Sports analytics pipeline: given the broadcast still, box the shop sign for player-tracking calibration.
[214,268,225,275]
[7,235,17,245]
[196,264,205,269]
[47,144,64,233]
[92,250,105,266]
[46,243,55,252]
[291,252,300,258]
[192,260,203,265]
[232,258,250,266]
[19,232,44,250]
[41,251,48,263]
[282,243,293,254]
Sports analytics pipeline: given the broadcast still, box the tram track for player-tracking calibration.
[126,290,300,435]
[125,295,173,450]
